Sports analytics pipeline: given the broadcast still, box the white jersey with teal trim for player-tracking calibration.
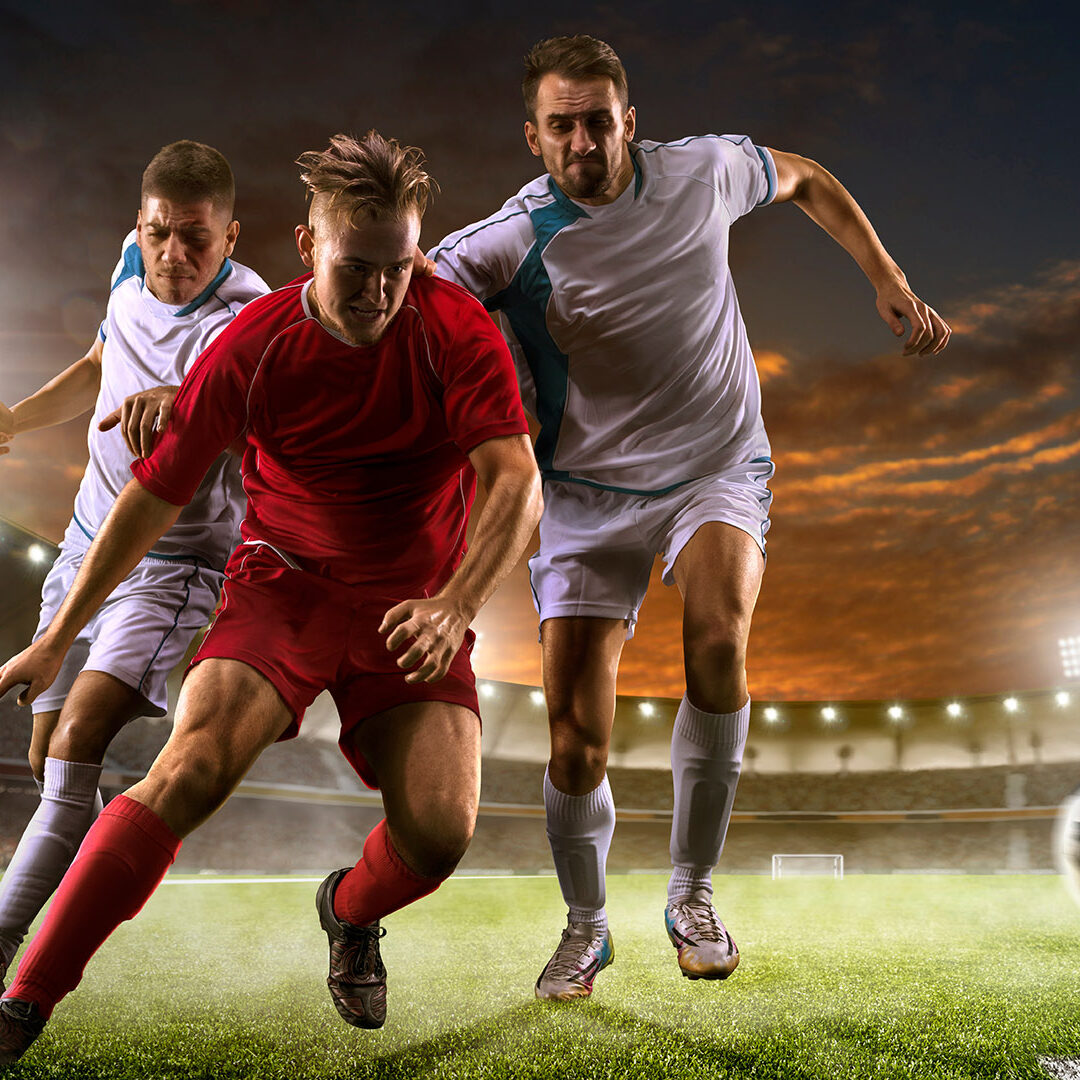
[70,230,269,568]
[429,134,776,495]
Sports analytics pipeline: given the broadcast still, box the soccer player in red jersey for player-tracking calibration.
[0,131,542,1061]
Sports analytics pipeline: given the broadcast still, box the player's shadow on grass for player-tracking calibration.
[324,1000,814,1080]
[324,998,1041,1080]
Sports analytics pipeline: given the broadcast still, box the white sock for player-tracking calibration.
[0,757,103,968]
[544,768,615,932]
[668,696,749,903]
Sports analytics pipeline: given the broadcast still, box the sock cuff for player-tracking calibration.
[371,820,444,888]
[43,757,103,801]
[101,795,181,857]
[674,696,750,750]
[544,768,613,824]
[668,865,713,901]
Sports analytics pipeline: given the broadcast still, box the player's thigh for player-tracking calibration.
[48,669,152,765]
[672,521,764,646]
[127,657,294,834]
[541,616,627,746]
[351,700,481,841]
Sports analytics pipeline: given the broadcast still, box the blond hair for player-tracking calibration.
[296,131,436,228]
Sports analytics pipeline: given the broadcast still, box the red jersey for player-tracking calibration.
[132,272,528,597]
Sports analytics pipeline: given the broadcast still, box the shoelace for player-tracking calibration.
[546,928,599,980]
[340,926,387,977]
[678,900,726,943]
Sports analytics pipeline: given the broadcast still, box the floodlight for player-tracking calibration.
[1061,637,1080,680]
[529,689,545,706]
[27,544,46,563]
[638,702,655,717]
[1003,697,1019,713]
[946,702,963,718]
[821,706,837,722]
[478,682,495,699]
[1056,691,1072,708]
[887,705,904,721]
[763,706,780,722]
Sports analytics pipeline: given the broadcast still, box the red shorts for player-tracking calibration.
[190,543,479,788]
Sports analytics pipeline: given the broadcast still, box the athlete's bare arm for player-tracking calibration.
[0,337,104,456]
[768,149,951,357]
[99,385,180,459]
[0,478,181,706]
[380,432,542,684]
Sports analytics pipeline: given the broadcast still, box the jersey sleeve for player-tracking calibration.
[714,135,777,219]
[130,317,257,506]
[427,198,533,305]
[434,292,530,455]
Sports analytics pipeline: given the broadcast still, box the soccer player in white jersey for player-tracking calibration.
[0,141,267,991]
[430,35,951,999]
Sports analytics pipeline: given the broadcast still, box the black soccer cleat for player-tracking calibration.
[0,998,46,1065]
[315,868,387,1029]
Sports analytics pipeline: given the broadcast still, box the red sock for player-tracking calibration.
[7,795,180,1017]
[333,818,443,926]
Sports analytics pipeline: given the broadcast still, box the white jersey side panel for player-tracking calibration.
[430,134,776,494]
[71,231,269,568]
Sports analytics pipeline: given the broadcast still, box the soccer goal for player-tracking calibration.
[771,853,844,879]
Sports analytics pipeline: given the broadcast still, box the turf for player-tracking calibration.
[3,872,1079,1079]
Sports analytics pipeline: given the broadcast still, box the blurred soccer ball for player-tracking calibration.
[1055,790,1080,905]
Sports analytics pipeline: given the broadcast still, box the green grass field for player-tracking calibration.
[4,872,1079,1079]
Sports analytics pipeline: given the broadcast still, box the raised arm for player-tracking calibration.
[0,337,104,454]
[380,433,543,683]
[0,478,181,706]
[769,149,951,357]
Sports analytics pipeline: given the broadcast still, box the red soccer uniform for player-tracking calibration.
[133,271,528,598]
[131,272,529,784]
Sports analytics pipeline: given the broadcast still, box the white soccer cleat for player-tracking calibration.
[664,887,739,980]
[535,920,615,1000]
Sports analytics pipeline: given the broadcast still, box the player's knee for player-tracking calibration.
[548,735,608,794]
[46,714,111,768]
[685,623,746,682]
[399,812,474,880]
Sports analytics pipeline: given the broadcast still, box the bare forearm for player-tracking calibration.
[13,349,102,434]
[793,164,903,290]
[45,478,181,649]
[437,468,542,620]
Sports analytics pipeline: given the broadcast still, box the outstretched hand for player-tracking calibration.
[876,279,951,356]
[99,385,179,459]
[0,401,14,456]
[379,597,469,684]
[0,638,66,708]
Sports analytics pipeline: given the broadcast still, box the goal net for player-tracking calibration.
[771,853,844,879]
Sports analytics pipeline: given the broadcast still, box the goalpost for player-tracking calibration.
[771,853,844,880]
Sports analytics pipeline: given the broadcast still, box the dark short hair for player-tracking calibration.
[141,140,235,217]
[522,35,629,122]
[296,131,436,229]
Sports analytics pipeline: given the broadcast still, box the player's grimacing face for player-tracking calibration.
[298,210,419,347]
[525,74,635,205]
[137,196,239,306]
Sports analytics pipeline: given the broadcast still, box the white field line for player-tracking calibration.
[158,873,561,886]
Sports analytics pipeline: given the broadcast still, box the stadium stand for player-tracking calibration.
[1,515,1076,875]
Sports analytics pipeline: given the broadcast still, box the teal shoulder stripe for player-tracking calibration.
[110,240,145,293]
[484,193,586,473]
[174,259,233,317]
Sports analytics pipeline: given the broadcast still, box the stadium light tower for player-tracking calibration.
[1061,636,1080,680]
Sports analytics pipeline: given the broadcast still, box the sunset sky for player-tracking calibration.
[1,0,1077,701]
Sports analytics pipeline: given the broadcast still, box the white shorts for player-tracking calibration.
[31,539,224,717]
[528,459,773,639]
